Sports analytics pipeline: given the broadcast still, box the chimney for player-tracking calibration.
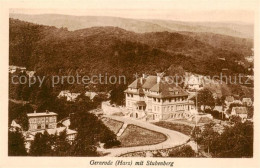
[142,74,147,78]
[46,110,49,114]
[34,110,36,114]
[157,73,163,83]
[140,74,147,84]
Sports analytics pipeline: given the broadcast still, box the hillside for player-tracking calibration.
[9,19,252,92]
[10,13,253,39]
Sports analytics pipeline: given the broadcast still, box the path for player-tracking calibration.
[99,115,190,157]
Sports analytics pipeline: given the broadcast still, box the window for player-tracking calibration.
[158,99,160,103]
[169,98,171,102]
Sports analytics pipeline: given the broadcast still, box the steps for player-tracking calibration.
[116,123,128,137]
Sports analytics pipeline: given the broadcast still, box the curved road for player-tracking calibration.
[100,115,190,157]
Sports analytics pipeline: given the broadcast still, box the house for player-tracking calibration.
[85,91,98,100]
[231,107,248,120]
[242,98,253,106]
[192,113,213,125]
[27,111,57,131]
[213,106,224,113]
[124,73,195,121]
[45,127,77,141]
[9,65,26,73]
[184,74,203,90]
[225,96,234,105]
[58,90,80,102]
[10,119,22,131]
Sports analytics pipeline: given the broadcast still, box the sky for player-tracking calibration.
[9,0,258,23]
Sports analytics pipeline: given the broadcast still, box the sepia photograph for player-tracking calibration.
[1,0,260,167]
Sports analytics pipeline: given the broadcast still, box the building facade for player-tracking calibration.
[27,111,57,131]
[125,73,195,121]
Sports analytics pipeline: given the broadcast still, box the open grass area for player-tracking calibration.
[118,125,167,147]
[154,121,193,136]
[102,118,124,134]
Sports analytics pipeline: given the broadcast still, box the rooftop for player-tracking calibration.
[232,107,248,114]
[27,111,58,117]
[126,75,188,98]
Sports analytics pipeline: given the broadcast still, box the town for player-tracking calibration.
[9,64,254,157]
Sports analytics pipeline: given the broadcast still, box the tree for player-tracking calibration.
[168,145,196,157]
[29,131,53,156]
[53,130,72,156]
[247,106,254,119]
[191,126,202,144]
[211,121,253,158]
[9,101,31,130]
[110,85,126,106]
[8,130,27,156]
[199,123,220,154]
[100,128,121,148]
[70,111,120,156]
[197,89,215,111]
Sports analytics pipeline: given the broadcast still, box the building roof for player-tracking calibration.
[27,112,58,117]
[128,78,142,89]
[149,82,188,98]
[213,106,223,112]
[142,76,157,89]
[225,96,234,103]
[126,75,188,98]
[232,107,248,114]
[46,127,77,135]
[242,98,252,103]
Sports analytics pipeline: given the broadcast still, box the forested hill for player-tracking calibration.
[10,14,254,39]
[9,18,252,86]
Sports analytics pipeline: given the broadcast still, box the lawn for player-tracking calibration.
[118,124,167,147]
[102,118,124,134]
[154,121,193,136]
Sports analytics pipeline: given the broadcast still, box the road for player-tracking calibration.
[100,115,190,157]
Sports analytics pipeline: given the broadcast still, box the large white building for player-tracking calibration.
[125,73,195,121]
[27,111,57,131]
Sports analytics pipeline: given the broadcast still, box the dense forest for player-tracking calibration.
[10,19,253,80]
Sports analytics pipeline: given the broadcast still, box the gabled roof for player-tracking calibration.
[128,78,142,89]
[142,76,157,89]
[127,75,188,98]
[149,82,188,98]
[232,107,247,114]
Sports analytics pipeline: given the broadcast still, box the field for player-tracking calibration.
[154,121,193,136]
[102,118,124,134]
[118,125,167,147]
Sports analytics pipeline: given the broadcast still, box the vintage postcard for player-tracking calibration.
[0,0,260,167]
